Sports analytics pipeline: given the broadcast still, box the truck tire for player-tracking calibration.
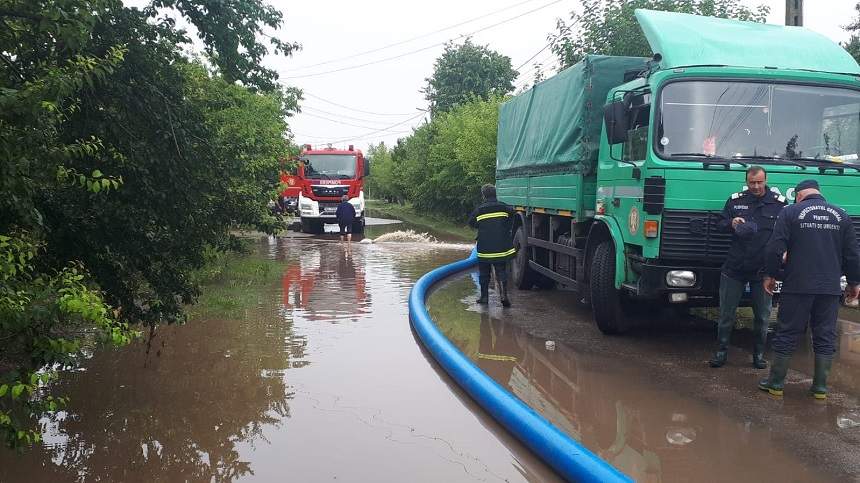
[352,217,365,234]
[511,226,536,290]
[301,218,323,234]
[590,240,629,335]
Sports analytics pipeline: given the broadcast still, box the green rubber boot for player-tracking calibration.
[758,353,791,397]
[810,355,833,400]
[477,281,489,305]
[500,281,511,308]
[708,323,731,368]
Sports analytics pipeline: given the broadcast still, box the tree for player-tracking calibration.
[423,39,517,116]
[844,2,860,63]
[0,0,299,447]
[549,0,770,69]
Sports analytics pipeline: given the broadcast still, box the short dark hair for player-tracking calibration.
[746,165,766,178]
[481,184,496,200]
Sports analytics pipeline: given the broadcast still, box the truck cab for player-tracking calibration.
[295,144,370,234]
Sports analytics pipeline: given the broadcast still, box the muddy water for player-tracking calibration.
[0,228,565,483]
[427,274,860,483]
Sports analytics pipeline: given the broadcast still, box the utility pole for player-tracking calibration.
[786,0,803,26]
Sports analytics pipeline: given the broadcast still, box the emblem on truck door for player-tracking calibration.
[629,206,640,235]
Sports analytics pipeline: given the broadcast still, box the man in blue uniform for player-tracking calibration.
[710,166,787,369]
[335,195,356,242]
[759,179,860,398]
[468,184,516,307]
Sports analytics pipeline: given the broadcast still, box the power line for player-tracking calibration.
[282,0,563,80]
[291,129,414,141]
[302,92,416,117]
[301,105,402,125]
[290,0,545,71]
[300,111,398,130]
[327,112,427,144]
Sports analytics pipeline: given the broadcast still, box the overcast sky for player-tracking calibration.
[162,1,860,151]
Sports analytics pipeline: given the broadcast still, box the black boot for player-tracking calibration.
[709,323,732,368]
[477,280,489,305]
[500,281,511,308]
[752,317,768,369]
[758,353,791,396]
[810,354,833,400]
[752,352,768,369]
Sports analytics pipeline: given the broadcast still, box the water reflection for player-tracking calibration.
[429,274,853,482]
[280,243,369,322]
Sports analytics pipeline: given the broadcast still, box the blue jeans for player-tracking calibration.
[717,273,771,354]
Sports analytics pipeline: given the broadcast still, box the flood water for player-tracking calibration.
[1,217,859,482]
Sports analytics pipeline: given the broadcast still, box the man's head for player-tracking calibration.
[481,184,496,201]
[746,166,767,197]
[341,195,349,202]
[794,179,820,202]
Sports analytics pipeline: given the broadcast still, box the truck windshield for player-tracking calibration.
[656,81,860,165]
[304,154,357,179]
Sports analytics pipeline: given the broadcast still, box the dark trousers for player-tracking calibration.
[717,273,771,353]
[772,293,840,356]
[478,262,508,291]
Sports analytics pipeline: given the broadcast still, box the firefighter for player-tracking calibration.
[468,184,516,307]
[710,166,787,369]
[759,179,860,398]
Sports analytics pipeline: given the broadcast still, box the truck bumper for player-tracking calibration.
[629,264,749,307]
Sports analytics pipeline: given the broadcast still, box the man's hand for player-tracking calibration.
[845,284,860,305]
[731,217,746,229]
[763,276,777,295]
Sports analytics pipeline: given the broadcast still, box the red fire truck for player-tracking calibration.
[285,144,369,234]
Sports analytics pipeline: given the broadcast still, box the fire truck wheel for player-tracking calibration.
[352,218,365,234]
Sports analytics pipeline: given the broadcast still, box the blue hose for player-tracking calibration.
[408,248,631,483]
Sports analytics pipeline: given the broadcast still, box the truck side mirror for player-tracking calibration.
[604,100,629,145]
[363,160,370,177]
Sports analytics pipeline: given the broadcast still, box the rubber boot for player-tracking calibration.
[477,280,489,305]
[758,353,791,396]
[708,324,731,368]
[809,354,833,400]
[500,281,511,308]
[752,318,768,369]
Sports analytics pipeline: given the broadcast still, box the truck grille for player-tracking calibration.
[311,185,348,197]
[661,213,860,264]
[660,210,732,264]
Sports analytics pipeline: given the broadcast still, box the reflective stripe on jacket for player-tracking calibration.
[468,199,516,261]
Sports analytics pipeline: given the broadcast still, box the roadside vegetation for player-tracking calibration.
[0,0,299,447]
[365,0,778,231]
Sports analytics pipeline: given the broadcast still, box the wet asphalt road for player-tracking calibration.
[0,217,858,482]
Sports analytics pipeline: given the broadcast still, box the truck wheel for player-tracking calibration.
[352,218,365,234]
[590,240,629,335]
[511,226,535,290]
[301,218,323,234]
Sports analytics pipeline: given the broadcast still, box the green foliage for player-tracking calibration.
[0,0,298,446]
[423,39,517,116]
[368,96,503,220]
[845,3,860,63]
[549,0,770,69]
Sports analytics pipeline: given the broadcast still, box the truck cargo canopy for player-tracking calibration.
[635,9,860,75]
[496,55,648,177]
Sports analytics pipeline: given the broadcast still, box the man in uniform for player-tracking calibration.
[468,184,516,307]
[710,166,787,368]
[759,179,860,398]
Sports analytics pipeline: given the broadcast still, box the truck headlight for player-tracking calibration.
[666,270,696,288]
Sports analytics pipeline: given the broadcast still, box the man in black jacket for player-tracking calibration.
[759,179,860,399]
[710,166,787,369]
[468,184,516,307]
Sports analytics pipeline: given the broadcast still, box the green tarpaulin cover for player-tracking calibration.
[635,9,860,75]
[496,55,647,177]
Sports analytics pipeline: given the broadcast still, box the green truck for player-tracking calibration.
[497,9,860,334]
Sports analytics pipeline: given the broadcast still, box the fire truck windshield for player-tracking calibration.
[304,154,357,179]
